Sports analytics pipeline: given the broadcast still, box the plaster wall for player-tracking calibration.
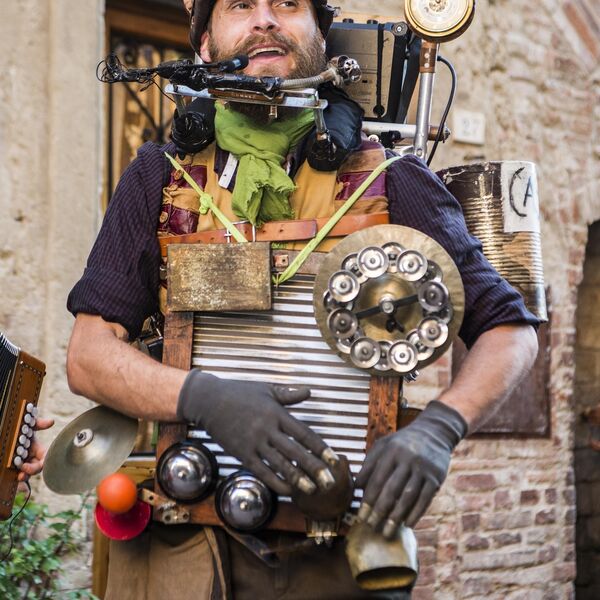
[0,0,104,589]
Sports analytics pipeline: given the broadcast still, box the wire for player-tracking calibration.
[427,54,457,166]
[0,481,32,561]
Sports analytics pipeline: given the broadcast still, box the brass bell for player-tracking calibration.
[345,521,418,591]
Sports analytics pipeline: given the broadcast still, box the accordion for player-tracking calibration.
[0,333,46,520]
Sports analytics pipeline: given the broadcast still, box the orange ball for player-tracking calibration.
[96,473,138,514]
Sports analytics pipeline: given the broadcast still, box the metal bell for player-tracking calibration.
[417,317,449,348]
[350,337,382,369]
[357,246,389,278]
[345,521,418,590]
[215,471,276,532]
[342,253,368,284]
[418,280,449,312]
[388,340,419,374]
[407,329,434,361]
[374,341,392,371]
[382,242,404,273]
[157,442,217,503]
[328,270,360,303]
[327,308,359,339]
[397,250,428,282]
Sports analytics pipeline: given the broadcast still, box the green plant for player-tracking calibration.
[0,492,98,600]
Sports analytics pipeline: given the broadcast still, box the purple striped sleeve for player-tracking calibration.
[67,143,174,340]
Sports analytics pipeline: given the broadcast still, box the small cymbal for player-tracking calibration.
[43,406,138,495]
[314,225,464,375]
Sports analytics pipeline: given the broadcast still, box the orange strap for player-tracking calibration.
[159,212,390,258]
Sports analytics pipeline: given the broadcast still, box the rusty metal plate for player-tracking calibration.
[167,243,272,312]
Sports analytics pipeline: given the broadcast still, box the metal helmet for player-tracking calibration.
[189,0,338,51]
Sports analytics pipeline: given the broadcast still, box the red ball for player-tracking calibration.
[96,473,138,514]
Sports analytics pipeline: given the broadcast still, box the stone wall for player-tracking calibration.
[0,0,598,597]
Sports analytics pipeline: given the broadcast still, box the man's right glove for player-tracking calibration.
[177,370,338,496]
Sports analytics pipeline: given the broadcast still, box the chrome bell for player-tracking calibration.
[157,442,217,503]
[397,250,428,282]
[357,246,389,278]
[328,270,360,303]
[382,242,404,273]
[216,471,276,532]
[388,340,419,374]
[328,308,359,339]
[418,317,449,348]
[418,280,449,312]
[350,337,382,369]
[342,252,369,284]
[407,329,434,361]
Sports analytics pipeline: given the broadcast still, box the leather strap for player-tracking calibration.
[159,212,389,258]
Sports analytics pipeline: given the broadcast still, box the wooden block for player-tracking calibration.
[167,242,272,312]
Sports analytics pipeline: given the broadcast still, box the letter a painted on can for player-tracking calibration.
[501,162,540,234]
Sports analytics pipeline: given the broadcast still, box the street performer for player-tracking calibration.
[65,0,539,598]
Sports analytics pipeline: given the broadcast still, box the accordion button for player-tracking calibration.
[19,434,27,445]
[23,438,31,449]
[26,402,34,413]
[24,414,35,426]
[13,456,23,469]
[22,425,32,436]
[32,406,39,418]
[16,446,27,458]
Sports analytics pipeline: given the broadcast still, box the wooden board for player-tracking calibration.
[167,243,272,312]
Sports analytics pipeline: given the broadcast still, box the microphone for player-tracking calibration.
[217,55,249,72]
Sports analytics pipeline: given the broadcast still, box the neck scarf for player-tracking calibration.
[214,103,315,226]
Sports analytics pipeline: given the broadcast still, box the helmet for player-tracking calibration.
[189,0,338,51]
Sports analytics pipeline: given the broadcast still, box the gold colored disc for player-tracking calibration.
[43,406,138,495]
[313,225,464,376]
[405,0,476,43]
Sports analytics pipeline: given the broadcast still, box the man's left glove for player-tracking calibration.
[355,400,468,537]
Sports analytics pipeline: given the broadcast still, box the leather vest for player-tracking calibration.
[157,139,389,312]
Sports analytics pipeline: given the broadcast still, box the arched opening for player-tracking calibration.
[574,220,600,599]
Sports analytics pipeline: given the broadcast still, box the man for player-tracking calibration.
[66,1,539,598]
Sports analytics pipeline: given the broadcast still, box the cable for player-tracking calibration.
[427,54,456,166]
[0,481,32,561]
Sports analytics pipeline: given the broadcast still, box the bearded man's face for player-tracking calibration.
[199,0,327,120]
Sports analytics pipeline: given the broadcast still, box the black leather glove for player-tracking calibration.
[355,400,467,536]
[177,370,338,496]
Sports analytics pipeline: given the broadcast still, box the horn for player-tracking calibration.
[345,521,418,590]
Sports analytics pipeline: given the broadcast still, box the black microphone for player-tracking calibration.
[217,55,249,73]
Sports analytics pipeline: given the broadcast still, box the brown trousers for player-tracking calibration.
[104,525,410,600]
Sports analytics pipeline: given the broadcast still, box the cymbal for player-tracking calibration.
[313,224,464,375]
[44,406,138,495]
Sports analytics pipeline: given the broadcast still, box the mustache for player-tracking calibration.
[233,32,299,57]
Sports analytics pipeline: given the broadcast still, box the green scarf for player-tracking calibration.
[214,103,315,226]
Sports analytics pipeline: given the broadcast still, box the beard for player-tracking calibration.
[208,31,327,124]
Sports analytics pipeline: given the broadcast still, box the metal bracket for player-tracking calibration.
[305,519,340,545]
[140,489,190,525]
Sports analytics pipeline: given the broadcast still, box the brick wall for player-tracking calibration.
[337,0,600,597]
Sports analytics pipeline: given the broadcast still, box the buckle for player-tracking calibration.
[225,220,256,243]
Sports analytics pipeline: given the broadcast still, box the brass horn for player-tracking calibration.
[345,521,418,590]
